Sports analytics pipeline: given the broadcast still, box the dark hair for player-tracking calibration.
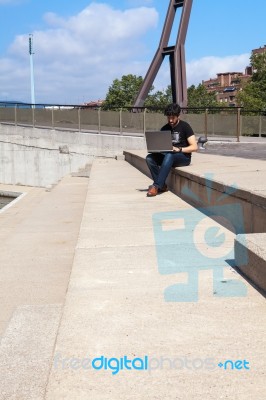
[164,103,181,116]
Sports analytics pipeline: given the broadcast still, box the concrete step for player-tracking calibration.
[124,150,266,233]
[44,158,266,400]
[235,233,266,293]
[124,150,266,295]
[71,162,92,178]
[0,304,62,400]
[0,175,88,336]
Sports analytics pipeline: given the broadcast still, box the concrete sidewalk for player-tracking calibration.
[43,158,266,400]
[0,175,89,399]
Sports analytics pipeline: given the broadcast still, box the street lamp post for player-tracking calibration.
[29,34,35,107]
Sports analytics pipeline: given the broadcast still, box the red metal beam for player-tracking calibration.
[133,0,193,108]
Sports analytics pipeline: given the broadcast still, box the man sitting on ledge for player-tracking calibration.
[146,103,198,197]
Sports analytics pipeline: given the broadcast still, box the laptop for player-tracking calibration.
[145,130,173,153]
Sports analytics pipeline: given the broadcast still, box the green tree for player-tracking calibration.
[144,85,172,109]
[103,74,173,109]
[103,74,144,109]
[187,83,220,109]
[237,52,266,110]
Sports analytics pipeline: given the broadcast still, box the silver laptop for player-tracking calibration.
[145,130,173,153]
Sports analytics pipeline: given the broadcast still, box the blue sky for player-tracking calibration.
[0,0,265,104]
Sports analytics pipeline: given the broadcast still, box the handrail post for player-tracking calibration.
[236,107,241,142]
[51,107,54,129]
[143,108,147,135]
[14,105,17,126]
[78,107,81,132]
[119,108,122,134]
[32,106,35,128]
[204,108,208,139]
[98,107,101,134]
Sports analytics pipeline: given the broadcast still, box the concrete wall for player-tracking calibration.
[124,151,266,235]
[0,124,145,187]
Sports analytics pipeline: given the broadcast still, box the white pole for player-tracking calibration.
[29,34,35,107]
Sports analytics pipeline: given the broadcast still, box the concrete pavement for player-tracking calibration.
[202,138,266,159]
[44,157,265,400]
[0,176,89,399]
[0,154,265,399]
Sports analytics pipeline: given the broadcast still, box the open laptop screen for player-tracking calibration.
[145,130,173,153]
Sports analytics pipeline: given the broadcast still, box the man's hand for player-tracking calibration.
[173,146,182,152]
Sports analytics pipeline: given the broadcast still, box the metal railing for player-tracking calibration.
[0,103,265,140]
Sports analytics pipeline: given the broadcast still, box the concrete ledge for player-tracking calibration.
[235,233,266,293]
[124,150,266,294]
[124,150,266,234]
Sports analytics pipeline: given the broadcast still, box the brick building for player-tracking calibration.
[252,44,266,55]
[202,45,266,107]
[202,70,251,107]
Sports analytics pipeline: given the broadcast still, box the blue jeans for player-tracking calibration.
[146,152,191,189]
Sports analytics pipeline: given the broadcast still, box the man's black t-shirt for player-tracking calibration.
[161,120,194,159]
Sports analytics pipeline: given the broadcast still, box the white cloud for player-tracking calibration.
[1,2,158,104]
[152,53,251,92]
[186,54,251,86]
[0,2,252,105]
[126,0,154,6]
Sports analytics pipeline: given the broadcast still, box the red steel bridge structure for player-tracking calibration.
[134,0,193,108]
